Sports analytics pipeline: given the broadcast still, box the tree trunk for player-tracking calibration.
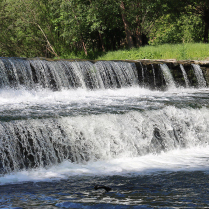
[135,17,142,47]
[35,23,59,57]
[202,5,209,43]
[99,32,105,52]
[204,21,209,43]
[120,1,134,48]
[203,9,209,43]
[81,34,88,56]
[74,14,88,56]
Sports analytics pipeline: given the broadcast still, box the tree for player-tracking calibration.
[187,0,209,42]
[0,0,16,56]
[116,0,171,47]
[1,0,62,57]
[163,0,209,43]
[0,0,207,58]
[120,1,134,48]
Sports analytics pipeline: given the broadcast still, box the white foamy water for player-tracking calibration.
[0,87,209,121]
[1,86,209,185]
[0,146,209,185]
[0,60,209,208]
[0,86,209,107]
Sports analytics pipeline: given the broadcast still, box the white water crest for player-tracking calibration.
[0,58,139,90]
[1,85,208,108]
[0,58,209,186]
[152,64,156,87]
[0,85,208,186]
[192,64,207,88]
[0,145,209,185]
[1,102,209,173]
[160,64,176,89]
[180,64,190,87]
[1,58,208,91]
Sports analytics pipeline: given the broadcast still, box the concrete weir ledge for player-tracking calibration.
[133,59,209,64]
[130,59,209,66]
[39,57,209,86]
[131,59,209,85]
[9,57,209,88]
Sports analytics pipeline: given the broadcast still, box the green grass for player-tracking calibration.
[97,43,209,61]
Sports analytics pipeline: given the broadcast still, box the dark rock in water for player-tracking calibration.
[0,161,4,174]
[94,185,112,192]
[150,127,166,153]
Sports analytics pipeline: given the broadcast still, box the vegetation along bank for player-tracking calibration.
[0,0,209,59]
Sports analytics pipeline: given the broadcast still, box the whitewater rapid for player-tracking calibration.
[0,87,209,185]
[0,145,209,185]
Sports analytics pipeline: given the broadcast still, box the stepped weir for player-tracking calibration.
[0,57,209,174]
[0,57,208,90]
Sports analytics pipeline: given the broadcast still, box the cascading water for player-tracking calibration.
[151,64,156,87]
[0,58,139,90]
[192,64,207,88]
[160,64,176,88]
[180,64,190,87]
[139,62,145,86]
[0,57,209,208]
[1,106,209,174]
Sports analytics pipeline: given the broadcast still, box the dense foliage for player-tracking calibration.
[0,0,208,59]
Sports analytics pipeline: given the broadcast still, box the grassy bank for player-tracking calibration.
[97,43,209,61]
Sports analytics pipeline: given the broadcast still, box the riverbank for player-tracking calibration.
[96,43,209,61]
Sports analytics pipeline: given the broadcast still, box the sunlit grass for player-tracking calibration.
[97,43,209,60]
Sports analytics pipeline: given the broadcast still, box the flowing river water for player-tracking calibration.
[0,58,209,208]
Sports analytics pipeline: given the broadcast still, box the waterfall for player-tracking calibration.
[152,64,156,87]
[0,57,208,90]
[139,62,145,86]
[180,64,190,88]
[1,107,209,174]
[0,58,138,90]
[0,57,209,175]
[160,64,176,88]
[192,64,207,88]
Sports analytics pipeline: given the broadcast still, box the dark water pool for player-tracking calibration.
[1,171,209,208]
